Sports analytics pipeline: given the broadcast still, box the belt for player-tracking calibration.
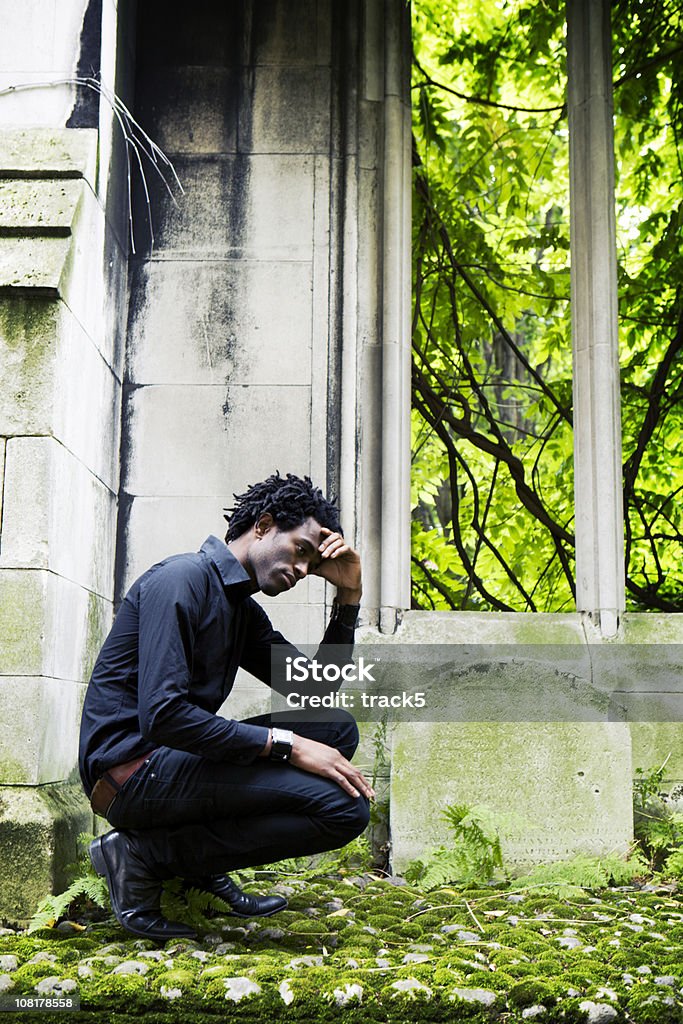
[89,750,156,817]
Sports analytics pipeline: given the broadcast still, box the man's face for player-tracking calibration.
[248,516,325,596]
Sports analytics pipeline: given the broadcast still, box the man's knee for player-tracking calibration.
[330,792,370,844]
[328,710,360,760]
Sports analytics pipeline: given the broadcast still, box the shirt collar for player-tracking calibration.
[200,535,254,597]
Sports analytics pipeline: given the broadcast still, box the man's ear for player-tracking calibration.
[254,513,275,537]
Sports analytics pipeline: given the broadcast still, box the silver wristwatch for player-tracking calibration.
[269,727,294,762]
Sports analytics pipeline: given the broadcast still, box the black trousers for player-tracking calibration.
[105,710,370,878]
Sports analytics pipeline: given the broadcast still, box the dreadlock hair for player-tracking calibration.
[224,472,342,542]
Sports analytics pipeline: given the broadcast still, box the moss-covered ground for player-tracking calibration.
[1,873,681,1023]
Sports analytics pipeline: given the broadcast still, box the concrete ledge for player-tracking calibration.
[0,783,91,926]
[0,128,97,183]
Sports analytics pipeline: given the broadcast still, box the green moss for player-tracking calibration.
[508,977,561,1007]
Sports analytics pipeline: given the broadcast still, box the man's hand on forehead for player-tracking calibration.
[312,528,362,598]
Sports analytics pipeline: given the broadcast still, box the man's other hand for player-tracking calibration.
[290,734,374,799]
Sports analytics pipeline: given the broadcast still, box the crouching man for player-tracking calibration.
[78,472,372,940]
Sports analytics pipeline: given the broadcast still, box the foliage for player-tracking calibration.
[405,803,507,887]
[633,755,683,875]
[28,834,109,934]
[513,852,648,899]
[411,0,683,611]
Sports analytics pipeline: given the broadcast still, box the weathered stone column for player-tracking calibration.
[567,0,625,638]
[0,0,130,921]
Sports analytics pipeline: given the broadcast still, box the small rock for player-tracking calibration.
[636,965,652,975]
[441,924,460,934]
[655,976,676,987]
[112,960,149,976]
[624,923,643,933]
[325,899,344,912]
[346,958,360,968]
[160,986,183,1000]
[595,987,618,1001]
[409,943,434,952]
[332,982,363,1006]
[0,976,14,994]
[27,952,57,965]
[629,913,653,925]
[223,977,261,1002]
[556,935,582,949]
[78,965,94,978]
[507,893,525,903]
[204,933,224,945]
[138,950,165,960]
[0,956,18,973]
[375,958,391,968]
[390,978,432,998]
[191,950,211,962]
[274,885,295,897]
[288,955,323,969]
[386,876,407,886]
[279,980,295,1005]
[0,928,15,936]
[622,973,634,986]
[34,977,78,996]
[522,1006,547,1019]
[55,921,82,934]
[450,987,497,1007]
[302,907,320,917]
[362,925,378,934]
[216,942,239,954]
[256,927,285,941]
[345,876,367,889]
[578,1000,618,1023]
[507,915,521,926]
[567,987,581,997]
[402,953,429,964]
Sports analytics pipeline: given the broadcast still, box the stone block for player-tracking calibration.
[136,0,246,68]
[241,67,331,154]
[121,383,311,497]
[0,435,116,598]
[135,67,238,154]
[0,179,83,232]
[0,678,85,785]
[0,569,112,683]
[0,298,120,488]
[126,260,313,386]
[249,0,324,66]
[0,570,46,677]
[0,783,91,925]
[0,297,57,434]
[390,721,633,871]
[131,155,314,260]
[0,128,97,183]
[0,234,71,291]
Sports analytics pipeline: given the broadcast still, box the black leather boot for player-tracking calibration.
[90,830,197,940]
[186,874,288,918]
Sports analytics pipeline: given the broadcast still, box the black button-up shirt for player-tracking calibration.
[79,535,355,796]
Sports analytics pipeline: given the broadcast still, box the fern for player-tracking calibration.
[29,835,110,934]
[405,804,508,889]
[513,852,648,898]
